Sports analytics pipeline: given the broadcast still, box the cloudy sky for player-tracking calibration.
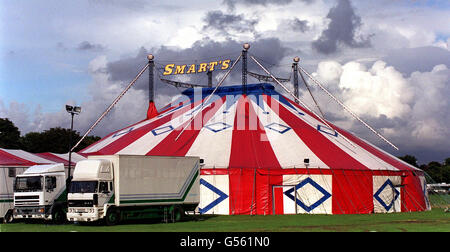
[1,0,449,164]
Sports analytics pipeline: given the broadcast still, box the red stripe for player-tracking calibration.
[0,149,36,166]
[146,96,226,156]
[85,97,206,155]
[228,95,282,215]
[273,187,284,215]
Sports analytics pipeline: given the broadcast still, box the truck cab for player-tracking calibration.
[13,163,67,223]
[67,159,114,223]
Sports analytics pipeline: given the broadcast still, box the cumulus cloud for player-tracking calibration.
[309,60,450,162]
[77,41,106,52]
[202,10,259,39]
[312,0,372,54]
[223,0,293,11]
[280,18,310,33]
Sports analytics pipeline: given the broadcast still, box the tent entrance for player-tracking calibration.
[272,185,299,215]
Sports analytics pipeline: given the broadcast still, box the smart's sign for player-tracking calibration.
[163,59,232,76]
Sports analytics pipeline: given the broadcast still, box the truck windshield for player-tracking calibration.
[69,181,98,193]
[14,176,43,192]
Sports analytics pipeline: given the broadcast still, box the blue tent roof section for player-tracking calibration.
[180,83,300,113]
[181,83,274,97]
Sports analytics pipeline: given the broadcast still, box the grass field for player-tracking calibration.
[1,208,449,232]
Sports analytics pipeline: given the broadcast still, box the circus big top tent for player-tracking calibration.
[80,83,430,215]
[75,44,430,215]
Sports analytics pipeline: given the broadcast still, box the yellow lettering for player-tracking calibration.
[174,64,187,75]
[163,64,175,75]
[208,61,218,71]
[198,63,207,73]
[186,64,196,74]
[221,59,231,70]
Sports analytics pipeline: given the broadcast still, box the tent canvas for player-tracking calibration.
[80,83,430,215]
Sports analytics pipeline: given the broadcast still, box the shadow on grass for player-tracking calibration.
[69,214,220,227]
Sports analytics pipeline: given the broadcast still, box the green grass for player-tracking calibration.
[1,208,449,232]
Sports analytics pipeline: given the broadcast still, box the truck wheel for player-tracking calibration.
[173,206,184,222]
[52,208,67,224]
[4,210,14,224]
[105,208,120,226]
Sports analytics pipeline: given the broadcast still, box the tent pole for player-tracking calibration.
[148,54,155,103]
[242,43,250,94]
[292,57,299,104]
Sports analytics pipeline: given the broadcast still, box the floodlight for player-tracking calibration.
[66,105,73,113]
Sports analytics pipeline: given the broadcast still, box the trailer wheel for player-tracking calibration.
[4,210,14,224]
[173,206,184,222]
[105,208,120,226]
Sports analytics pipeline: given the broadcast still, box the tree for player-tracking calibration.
[0,118,21,149]
[445,158,450,166]
[21,127,101,153]
[397,154,419,167]
[422,160,450,183]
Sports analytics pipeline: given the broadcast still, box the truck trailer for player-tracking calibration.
[67,155,200,225]
[13,163,67,223]
[1,167,26,223]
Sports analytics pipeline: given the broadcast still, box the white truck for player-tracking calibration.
[13,163,67,223]
[67,155,200,225]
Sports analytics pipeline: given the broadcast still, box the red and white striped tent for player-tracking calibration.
[80,83,430,215]
[0,148,86,167]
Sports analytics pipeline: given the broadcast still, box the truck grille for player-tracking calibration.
[68,200,94,207]
[14,195,40,206]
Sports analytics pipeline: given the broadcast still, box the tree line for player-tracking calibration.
[397,155,450,184]
[0,117,100,153]
[1,117,449,183]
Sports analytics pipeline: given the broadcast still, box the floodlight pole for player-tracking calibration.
[67,111,75,184]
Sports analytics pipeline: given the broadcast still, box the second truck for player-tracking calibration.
[67,155,200,225]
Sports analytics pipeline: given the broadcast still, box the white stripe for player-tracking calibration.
[282,174,332,214]
[199,175,229,215]
[254,99,329,169]
[373,176,402,213]
[186,100,236,168]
